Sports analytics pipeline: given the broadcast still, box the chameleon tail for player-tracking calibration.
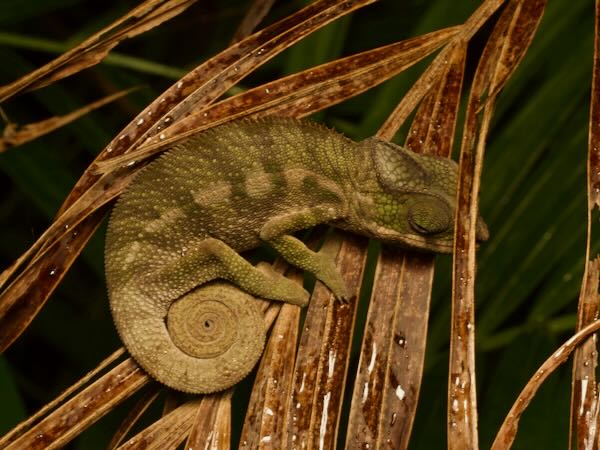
[110,282,266,393]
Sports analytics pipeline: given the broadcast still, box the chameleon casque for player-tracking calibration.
[105,118,489,394]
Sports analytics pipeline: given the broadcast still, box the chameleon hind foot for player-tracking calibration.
[150,237,310,307]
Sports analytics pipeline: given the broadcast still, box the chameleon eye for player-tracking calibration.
[407,199,452,235]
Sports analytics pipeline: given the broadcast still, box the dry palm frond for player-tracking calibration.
[2,0,600,449]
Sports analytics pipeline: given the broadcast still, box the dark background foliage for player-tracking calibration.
[0,0,594,448]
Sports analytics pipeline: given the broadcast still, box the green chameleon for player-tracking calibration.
[105,118,488,393]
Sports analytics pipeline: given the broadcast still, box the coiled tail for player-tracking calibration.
[109,281,266,393]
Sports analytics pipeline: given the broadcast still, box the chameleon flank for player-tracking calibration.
[105,118,488,393]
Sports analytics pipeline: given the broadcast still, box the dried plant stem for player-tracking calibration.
[231,0,277,44]
[240,300,300,448]
[117,396,204,449]
[0,348,125,449]
[285,233,367,449]
[569,0,600,446]
[0,88,137,152]
[185,392,232,449]
[447,90,491,450]
[95,27,458,175]
[0,0,199,101]
[346,34,467,449]
[492,318,600,449]
[107,384,162,449]
[3,357,148,450]
[570,259,600,450]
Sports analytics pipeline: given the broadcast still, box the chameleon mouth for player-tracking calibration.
[372,227,454,254]
[374,224,489,254]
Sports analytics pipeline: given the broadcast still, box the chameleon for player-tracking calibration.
[105,117,489,394]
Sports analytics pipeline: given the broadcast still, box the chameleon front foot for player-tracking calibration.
[267,234,352,301]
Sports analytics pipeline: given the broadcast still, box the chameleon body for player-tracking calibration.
[105,118,488,393]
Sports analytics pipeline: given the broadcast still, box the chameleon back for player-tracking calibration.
[106,118,359,285]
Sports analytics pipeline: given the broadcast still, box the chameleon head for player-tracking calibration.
[348,139,488,253]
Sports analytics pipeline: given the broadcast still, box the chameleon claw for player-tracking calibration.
[335,293,355,305]
[326,281,354,305]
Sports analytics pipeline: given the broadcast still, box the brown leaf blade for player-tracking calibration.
[448,106,483,450]
[284,233,367,448]
[239,302,300,448]
[95,26,460,175]
[2,357,148,450]
[231,0,277,44]
[0,88,136,152]
[570,0,600,446]
[211,394,232,449]
[0,348,125,448]
[405,41,467,157]
[182,392,231,450]
[492,317,600,450]
[571,260,600,450]
[116,397,202,450]
[0,0,197,101]
[486,0,548,99]
[587,0,600,222]
[345,250,435,449]
[345,41,467,450]
[450,0,546,448]
[0,208,109,353]
[107,384,162,450]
